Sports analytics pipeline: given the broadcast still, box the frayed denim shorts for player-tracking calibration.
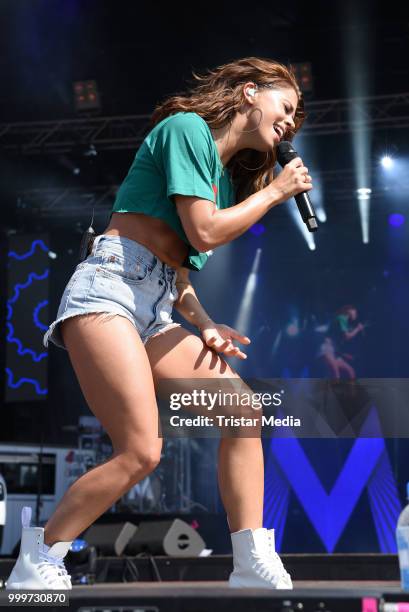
[43,234,181,351]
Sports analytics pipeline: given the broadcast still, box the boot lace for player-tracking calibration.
[266,534,292,582]
[250,552,287,585]
[38,550,72,588]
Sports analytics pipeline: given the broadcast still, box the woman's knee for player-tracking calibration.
[118,441,163,483]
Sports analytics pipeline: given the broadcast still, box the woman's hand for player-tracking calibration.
[268,156,313,204]
[199,319,251,360]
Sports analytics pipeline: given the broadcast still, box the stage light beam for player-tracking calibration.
[356,188,371,244]
[341,0,374,251]
[234,248,262,338]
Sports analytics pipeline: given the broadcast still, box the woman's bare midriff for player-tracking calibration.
[101,212,189,270]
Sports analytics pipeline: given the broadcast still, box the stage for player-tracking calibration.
[1,553,408,611]
[0,580,406,611]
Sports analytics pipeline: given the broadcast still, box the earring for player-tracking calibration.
[236,152,269,171]
[241,107,263,133]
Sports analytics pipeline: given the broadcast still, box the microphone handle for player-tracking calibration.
[294,192,318,232]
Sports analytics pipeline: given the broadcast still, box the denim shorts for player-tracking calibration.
[43,234,181,351]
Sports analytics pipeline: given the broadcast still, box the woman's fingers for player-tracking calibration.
[202,326,250,359]
[206,336,230,350]
[220,339,247,360]
[205,336,217,346]
[226,346,247,359]
[205,337,246,359]
[227,328,251,344]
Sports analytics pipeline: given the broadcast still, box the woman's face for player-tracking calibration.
[243,84,299,151]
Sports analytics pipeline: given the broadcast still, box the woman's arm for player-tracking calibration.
[173,266,213,331]
[174,157,312,251]
[343,323,365,341]
[174,267,250,359]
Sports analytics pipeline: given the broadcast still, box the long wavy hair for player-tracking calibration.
[150,57,305,201]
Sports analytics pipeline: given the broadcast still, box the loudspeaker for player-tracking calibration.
[125,519,205,557]
[83,521,137,556]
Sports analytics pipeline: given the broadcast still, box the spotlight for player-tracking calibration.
[356,187,372,200]
[292,62,314,94]
[83,144,97,158]
[48,251,57,259]
[381,156,394,169]
[389,213,405,227]
[73,80,101,112]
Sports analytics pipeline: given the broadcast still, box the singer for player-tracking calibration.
[7,57,312,591]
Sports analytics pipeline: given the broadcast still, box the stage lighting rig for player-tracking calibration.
[73,80,101,112]
[292,62,314,95]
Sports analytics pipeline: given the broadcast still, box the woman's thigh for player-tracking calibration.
[145,324,240,379]
[60,312,161,455]
[144,325,261,433]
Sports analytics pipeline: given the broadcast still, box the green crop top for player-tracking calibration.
[110,111,236,271]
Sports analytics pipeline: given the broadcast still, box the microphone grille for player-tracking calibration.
[277,140,298,166]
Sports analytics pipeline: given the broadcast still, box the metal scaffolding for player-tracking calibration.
[1,92,409,155]
[5,91,409,220]
[14,163,409,221]
[15,185,118,217]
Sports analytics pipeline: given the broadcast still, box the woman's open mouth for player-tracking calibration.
[273,124,283,141]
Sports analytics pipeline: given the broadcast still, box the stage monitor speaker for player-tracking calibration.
[83,521,137,556]
[126,519,205,557]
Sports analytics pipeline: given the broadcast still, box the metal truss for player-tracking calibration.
[0,114,150,155]
[1,92,409,154]
[16,185,118,217]
[15,164,409,221]
[301,91,409,136]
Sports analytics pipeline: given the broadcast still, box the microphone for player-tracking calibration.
[276,141,318,232]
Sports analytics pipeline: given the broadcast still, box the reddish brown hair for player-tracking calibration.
[150,56,305,201]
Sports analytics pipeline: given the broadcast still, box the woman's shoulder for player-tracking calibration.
[144,112,215,162]
[154,111,211,136]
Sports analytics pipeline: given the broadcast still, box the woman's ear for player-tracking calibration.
[243,82,258,103]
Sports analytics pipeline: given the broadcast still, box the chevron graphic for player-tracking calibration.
[264,406,401,552]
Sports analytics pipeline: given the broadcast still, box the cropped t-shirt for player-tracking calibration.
[110,111,236,271]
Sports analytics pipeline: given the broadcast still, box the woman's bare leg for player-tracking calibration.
[336,357,356,379]
[43,313,161,546]
[217,437,264,531]
[323,354,340,378]
[145,325,264,533]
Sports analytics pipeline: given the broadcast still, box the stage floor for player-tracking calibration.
[1,554,406,610]
[1,580,408,611]
[71,580,402,600]
[71,580,409,612]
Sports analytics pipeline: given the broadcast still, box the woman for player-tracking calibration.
[319,305,366,379]
[6,57,312,590]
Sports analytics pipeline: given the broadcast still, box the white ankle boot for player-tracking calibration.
[229,527,293,589]
[265,528,293,588]
[6,507,73,590]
